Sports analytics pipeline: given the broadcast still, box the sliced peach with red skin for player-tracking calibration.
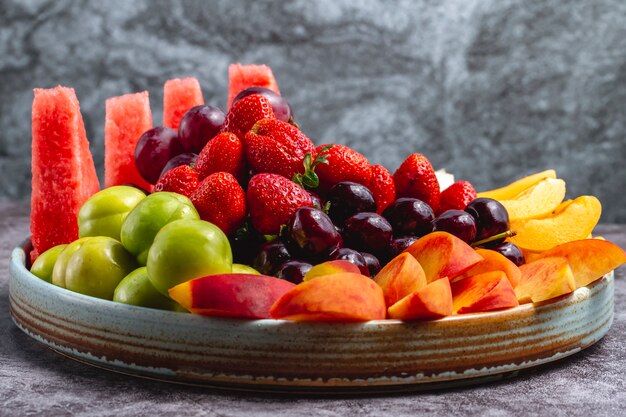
[516,257,576,303]
[374,252,427,307]
[532,239,626,288]
[303,260,360,282]
[270,273,386,322]
[169,273,295,319]
[403,231,483,283]
[454,248,521,288]
[451,271,519,314]
[387,278,453,320]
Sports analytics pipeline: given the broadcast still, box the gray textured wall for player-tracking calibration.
[1,0,625,221]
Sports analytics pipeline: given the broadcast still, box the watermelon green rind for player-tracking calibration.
[163,77,204,130]
[227,64,280,109]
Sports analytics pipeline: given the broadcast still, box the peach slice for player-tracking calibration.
[533,239,626,288]
[451,271,519,314]
[270,273,386,321]
[374,253,427,307]
[477,169,556,200]
[404,232,483,283]
[515,257,576,303]
[509,196,602,251]
[168,274,295,319]
[387,278,453,320]
[454,248,521,288]
[303,260,360,282]
[499,178,566,220]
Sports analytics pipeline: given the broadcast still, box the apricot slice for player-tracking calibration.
[404,232,483,283]
[454,248,521,288]
[303,260,360,282]
[509,196,601,251]
[516,257,576,303]
[387,278,452,320]
[374,252,427,307]
[477,169,556,200]
[499,178,566,220]
[270,273,386,321]
[534,239,626,288]
[451,271,519,314]
[169,273,295,319]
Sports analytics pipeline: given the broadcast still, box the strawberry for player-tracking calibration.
[244,119,316,179]
[191,172,246,235]
[393,153,440,211]
[369,164,396,214]
[154,165,199,198]
[221,94,274,139]
[313,144,372,191]
[247,173,313,234]
[195,132,245,181]
[437,180,476,214]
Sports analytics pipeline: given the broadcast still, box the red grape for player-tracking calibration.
[178,105,225,153]
[134,127,183,184]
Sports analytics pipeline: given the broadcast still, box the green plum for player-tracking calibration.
[78,186,146,240]
[113,267,185,311]
[31,244,67,283]
[60,237,137,300]
[120,192,199,265]
[147,219,233,296]
[52,238,92,288]
[232,264,261,275]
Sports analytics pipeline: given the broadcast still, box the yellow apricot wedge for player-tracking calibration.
[499,178,566,220]
[477,169,556,200]
[508,196,601,252]
[516,257,576,303]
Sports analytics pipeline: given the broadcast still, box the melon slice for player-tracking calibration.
[227,64,280,109]
[31,86,100,261]
[163,77,204,129]
[104,91,153,190]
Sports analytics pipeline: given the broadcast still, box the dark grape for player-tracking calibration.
[361,252,381,276]
[327,182,377,225]
[432,210,477,243]
[232,87,291,122]
[252,241,291,275]
[465,198,510,243]
[276,260,313,284]
[343,212,393,255]
[329,248,370,276]
[382,198,434,237]
[386,236,419,261]
[159,153,198,178]
[178,105,225,153]
[135,127,184,184]
[286,207,343,261]
[308,191,322,210]
[488,242,525,266]
[229,220,266,265]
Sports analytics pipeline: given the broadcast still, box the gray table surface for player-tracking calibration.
[1,200,625,417]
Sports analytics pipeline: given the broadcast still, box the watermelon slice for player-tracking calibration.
[227,64,280,109]
[104,91,153,190]
[163,77,204,129]
[31,86,100,261]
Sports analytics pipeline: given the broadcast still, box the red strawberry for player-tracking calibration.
[221,94,274,138]
[313,144,372,191]
[195,132,245,181]
[393,153,440,211]
[247,173,313,234]
[244,119,316,179]
[369,164,396,214]
[438,180,477,214]
[191,172,246,235]
[154,165,199,198]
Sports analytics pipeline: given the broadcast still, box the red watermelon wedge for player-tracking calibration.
[31,86,100,261]
[163,77,204,129]
[104,91,153,190]
[227,64,280,109]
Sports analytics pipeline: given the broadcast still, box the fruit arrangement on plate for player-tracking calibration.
[27,63,625,323]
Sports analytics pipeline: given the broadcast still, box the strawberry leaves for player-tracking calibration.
[292,145,333,190]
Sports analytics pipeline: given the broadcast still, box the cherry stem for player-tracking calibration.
[471,230,516,247]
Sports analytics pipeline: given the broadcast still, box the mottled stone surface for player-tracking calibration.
[1,0,625,222]
[1,200,625,416]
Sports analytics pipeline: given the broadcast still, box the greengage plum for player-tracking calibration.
[30,244,67,283]
[232,263,261,275]
[51,238,91,288]
[113,267,184,311]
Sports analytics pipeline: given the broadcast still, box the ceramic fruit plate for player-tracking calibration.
[9,240,614,394]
